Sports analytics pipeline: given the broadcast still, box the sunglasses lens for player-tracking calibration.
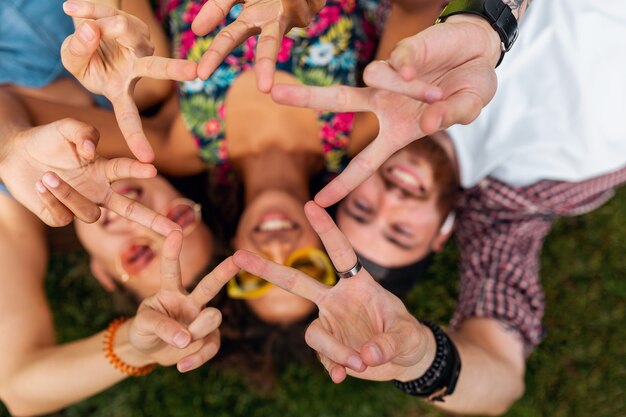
[119,242,156,277]
[166,203,197,231]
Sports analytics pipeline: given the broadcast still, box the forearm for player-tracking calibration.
[0,89,31,168]
[397,318,525,415]
[1,320,153,416]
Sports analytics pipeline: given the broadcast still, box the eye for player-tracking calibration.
[392,224,413,236]
[121,187,143,201]
[353,198,372,214]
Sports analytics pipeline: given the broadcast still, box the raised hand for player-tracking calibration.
[0,118,177,233]
[271,15,502,207]
[193,0,325,92]
[61,0,198,162]
[233,201,434,383]
[130,231,240,372]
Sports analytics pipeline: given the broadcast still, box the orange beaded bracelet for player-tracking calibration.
[103,317,157,377]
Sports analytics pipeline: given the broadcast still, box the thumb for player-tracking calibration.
[54,118,100,160]
[61,20,102,77]
[360,331,403,367]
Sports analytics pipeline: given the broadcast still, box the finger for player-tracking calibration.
[191,0,237,35]
[360,332,403,367]
[189,257,240,307]
[303,201,359,273]
[41,172,101,223]
[159,230,185,292]
[103,158,157,182]
[232,250,329,304]
[187,307,222,340]
[54,118,100,160]
[94,15,152,57]
[112,95,155,163]
[198,20,254,80]
[387,37,421,81]
[63,0,119,20]
[101,191,180,236]
[271,84,374,112]
[255,21,282,93]
[318,352,348,384]
[363,61,442,103]
[35,181,74,227]
[420,90,491,135]
[134,308,191,348]
[60,20,101,78]
[305,321,366,373]
[135,56,198,81]
[177,330,221,373]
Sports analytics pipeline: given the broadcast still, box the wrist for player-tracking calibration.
[110,319,155,368]
[445,15,502,66]
[396,319,438,382]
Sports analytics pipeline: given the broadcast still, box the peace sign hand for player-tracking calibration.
[130,231,240,372]
[61,0,198,162]
[193,0,325,92]
[233,202,435,383]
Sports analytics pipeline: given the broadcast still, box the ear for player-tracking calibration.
[89,258,117,292]
[431,212,455,253]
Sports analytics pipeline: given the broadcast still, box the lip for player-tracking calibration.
[120,242,157,276]
[383,162,425,197]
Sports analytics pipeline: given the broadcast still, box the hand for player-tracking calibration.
[130,231,240,372]
[0,118,177,233]
[61,0,198,162]
[271,16,501,206]
[233,201,434,383]
[193,0,325,92]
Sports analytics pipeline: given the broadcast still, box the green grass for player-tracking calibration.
[1,188,624,417]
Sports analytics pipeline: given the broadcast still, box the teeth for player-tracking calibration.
[391,168,418,186]
[259,219,294,232]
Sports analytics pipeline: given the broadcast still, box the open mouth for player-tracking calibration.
[254,211,299,233]
[119,242,156,277]
[384,164,425,197]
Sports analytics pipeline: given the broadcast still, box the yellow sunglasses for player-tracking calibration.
[227,248,337,299]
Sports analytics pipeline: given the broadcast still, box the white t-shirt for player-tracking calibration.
[447,0,626,188]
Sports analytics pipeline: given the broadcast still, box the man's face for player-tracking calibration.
[75,176,213,299]
[337,142,446,268]
[233,190,318,324]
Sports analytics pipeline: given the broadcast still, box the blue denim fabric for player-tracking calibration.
[0,0,73,88]
[0,182,10,197]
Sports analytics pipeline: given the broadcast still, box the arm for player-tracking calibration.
[0,210,234,416]
[233,201,528,415]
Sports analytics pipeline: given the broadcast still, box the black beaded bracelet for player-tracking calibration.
[392,320,461,402]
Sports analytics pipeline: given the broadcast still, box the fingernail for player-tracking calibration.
[178,360,191,372]
[82,140,96,158]
[63,1,78,13]
[43,173,60,188]
[425,88,443,102]
[35,181,46,194]
[78,23,95,42]
[347,355,364,372]
[173,331,190,348]
[368,344,383,363]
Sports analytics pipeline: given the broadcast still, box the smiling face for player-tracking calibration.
[337,137,459,268]
[75,176,213,299]
[233,190,319,324]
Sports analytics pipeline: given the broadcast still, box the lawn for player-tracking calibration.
[1,187,624,417]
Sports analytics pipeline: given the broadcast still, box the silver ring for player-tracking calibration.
[335,260,362,279]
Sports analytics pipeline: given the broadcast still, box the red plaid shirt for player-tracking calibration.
[450,166,626,355]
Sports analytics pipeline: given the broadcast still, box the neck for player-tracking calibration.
[234,148,323,204]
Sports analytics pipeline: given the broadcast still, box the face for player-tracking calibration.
[75,176,213,299]
[233,190,319,324]
[337,142,447,268]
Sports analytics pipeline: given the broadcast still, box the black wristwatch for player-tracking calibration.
[435,0,519,67]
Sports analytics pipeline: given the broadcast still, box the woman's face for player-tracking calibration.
[233,190,319,324]
[337,142,445,268]
[75,176,213,299]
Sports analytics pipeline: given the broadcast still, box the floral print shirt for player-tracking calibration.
[159,0,384,179]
